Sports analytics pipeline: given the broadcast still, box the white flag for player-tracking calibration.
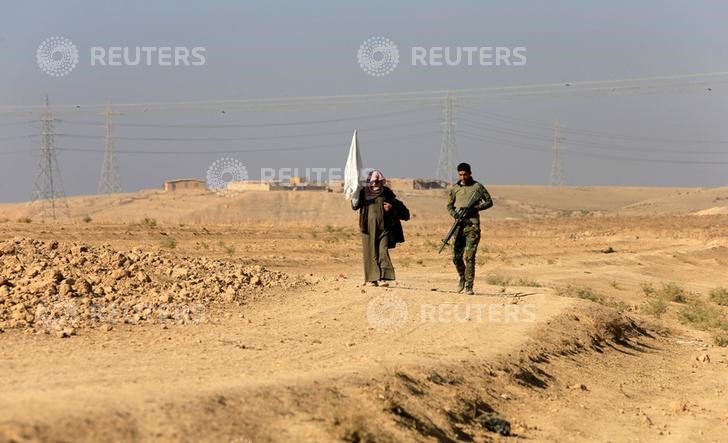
[344,130,363,201]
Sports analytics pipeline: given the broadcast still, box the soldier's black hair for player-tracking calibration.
[456,162,471,173]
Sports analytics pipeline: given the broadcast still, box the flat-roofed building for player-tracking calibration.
[163,179,206,192]
[227,180,273,191]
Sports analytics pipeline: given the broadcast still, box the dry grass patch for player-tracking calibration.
[556,285,605,304]
[642,282,689,303]
[677,300,728,332]
[641,298,668,318]
[556,285,628,312]
[709,287,728,306]
[485,274,541,287]
[160,237,177,250]
[714,333,728,347]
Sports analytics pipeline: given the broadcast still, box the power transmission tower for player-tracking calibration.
[32,94,69,220]
[98,101,122,194]
[549,119,565,186]
[436,90,459,183]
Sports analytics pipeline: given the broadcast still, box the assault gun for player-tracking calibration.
[438,190,483,253]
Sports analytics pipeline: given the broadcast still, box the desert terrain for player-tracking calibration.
[1,184,728,442]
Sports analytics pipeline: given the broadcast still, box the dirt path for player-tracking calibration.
[0,274,574,441]
[3,278,727,442]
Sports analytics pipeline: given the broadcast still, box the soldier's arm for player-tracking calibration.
[446,187,458,218]
[475,185,493,211]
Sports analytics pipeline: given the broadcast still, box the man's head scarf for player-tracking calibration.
[365,169,386,200]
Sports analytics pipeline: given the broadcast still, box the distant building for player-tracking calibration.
[291,183,327,191]
[227,180,273,191]
[387,178,415,190]
[163,179,206,192]
[327,180,344,193]
[414,178,447,190]
[387,178,446,190]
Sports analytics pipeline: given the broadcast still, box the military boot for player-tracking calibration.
[457,276,466,293]
[464,282,474,295]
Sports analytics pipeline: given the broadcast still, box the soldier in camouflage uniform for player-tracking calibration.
[446,163,493,294]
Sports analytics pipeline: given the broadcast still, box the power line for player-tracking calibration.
[54,131,441,155]
[459,131,728,165]
[459,119,728,155]
[0,121,34,127]
[2,71,727,115]
[459,106,728,145]
[52,118,440,142]
[56,107,434,128]
[0,134,36,141]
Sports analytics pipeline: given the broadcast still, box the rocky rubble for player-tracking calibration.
[0,237,304,333]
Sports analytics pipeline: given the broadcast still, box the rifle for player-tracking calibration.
[438,190,483,253]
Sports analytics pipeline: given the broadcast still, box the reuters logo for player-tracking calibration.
[357,36,399,77]
[366,294,409,332]
[36,36,79,77]
[206,157,248,196]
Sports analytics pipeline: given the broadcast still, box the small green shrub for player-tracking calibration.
[658,283,689,303]
[486,274,511,286]
[709,287,728,306]
[641,283,655,296]
[222,243,235,256]
[677,301,728,331]
[642,282,688,303]
[641,298,668,318]
[713,332,728,347]
[512,277,541,288]
[160,237,177,249]
[556,285,605,304]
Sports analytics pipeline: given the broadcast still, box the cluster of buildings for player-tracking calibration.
[162,177,446,193]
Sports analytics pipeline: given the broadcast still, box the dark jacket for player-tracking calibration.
[352,187,410,248]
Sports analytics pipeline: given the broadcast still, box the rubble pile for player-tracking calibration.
[0,237,303,333]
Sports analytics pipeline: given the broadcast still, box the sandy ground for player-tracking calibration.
[1,186,728,442]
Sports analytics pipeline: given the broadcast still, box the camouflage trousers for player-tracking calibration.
[452,223,481,287]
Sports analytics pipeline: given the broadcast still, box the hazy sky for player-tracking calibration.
[1,0,727,202]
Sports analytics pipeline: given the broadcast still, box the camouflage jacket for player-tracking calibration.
[446,179,493,223]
